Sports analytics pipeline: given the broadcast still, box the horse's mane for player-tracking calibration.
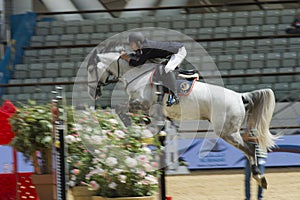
[122,63,156,84]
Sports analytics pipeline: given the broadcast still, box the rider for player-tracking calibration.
[120,32,187,106]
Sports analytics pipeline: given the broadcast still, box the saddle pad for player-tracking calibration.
[176,79,196,96]
[150,69,197,96]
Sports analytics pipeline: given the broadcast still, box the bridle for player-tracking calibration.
[99,56,153,91]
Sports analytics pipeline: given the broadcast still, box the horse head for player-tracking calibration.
[87,49,156,113]
[87,50,129,99]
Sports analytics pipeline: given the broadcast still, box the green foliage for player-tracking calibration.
[71,108,161,198]
[9,101,52,163]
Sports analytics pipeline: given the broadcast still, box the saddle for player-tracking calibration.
[150,65,200,96]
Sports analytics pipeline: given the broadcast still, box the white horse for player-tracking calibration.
[87,50,277,189]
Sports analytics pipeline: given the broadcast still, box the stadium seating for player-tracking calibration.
[2,8,299,105]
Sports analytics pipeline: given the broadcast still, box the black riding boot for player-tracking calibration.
[165,70,179,106]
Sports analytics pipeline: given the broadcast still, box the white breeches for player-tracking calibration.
[164,46,187,73]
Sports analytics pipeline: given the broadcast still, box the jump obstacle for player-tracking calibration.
[52,86,67,200]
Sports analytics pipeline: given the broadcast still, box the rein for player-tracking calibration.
[124,68,154,91]
[103,56,154,90]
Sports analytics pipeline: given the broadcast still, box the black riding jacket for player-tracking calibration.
[129,39,184,67]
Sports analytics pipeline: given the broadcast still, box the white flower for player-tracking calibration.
[108,119,118,124]
[92,157,100,164]
[142,146,152,155]
[90,181,100,190]
[137,169,146,177]
[137,155,149,164]
[143,163,154,172]
[141,129,153,138]
[145,175,158,185]
[118,175,127,183]
[132,126,141,132]
[108,182,117,189]
[75,124,82,130]
[125,157,137,168]
[71,174,77,181]
[105,157,118,167]
[112,168,123,174]
[114,130,125,138]
[65,135,76,144]
[68,180,75,187]
[90,135,104,145]
[86,168,104,179]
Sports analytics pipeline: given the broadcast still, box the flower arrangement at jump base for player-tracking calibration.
[73,108,161,199]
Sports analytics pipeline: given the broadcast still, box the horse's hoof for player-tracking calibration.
[261,176,268,189]
[253,175,268,189]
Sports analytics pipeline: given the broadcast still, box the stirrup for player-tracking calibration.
[166,94,179,106]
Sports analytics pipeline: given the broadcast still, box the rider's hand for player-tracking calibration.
[120,52,130,62]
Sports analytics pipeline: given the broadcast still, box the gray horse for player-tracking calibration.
[87,51,277,189]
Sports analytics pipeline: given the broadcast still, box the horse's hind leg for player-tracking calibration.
[221,132,267,189]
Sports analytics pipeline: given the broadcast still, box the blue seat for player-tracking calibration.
[198,28,213,39]
[171,15,187,30]
[214,27,228,38]
[256,39,272,52]
[39,78,55,92]
[233,54,249,69]
[249,53,265,69]
[60,34,75,46]
[203,13,217,27]
[60,62,76,77]
[95,19,111,33]
[79,20,95,34]
[272,38,288,52]
[218,12,233,26]
[30,36,45,47]
[187,14,202,28]
[225,40,240,53]
[282,52,297,67]
[45,63,60,78]
[280,9,296,24]
[229,26,245,38]
[65,20,81,34]
[50,21,66,35]
[217,55,233,70]
[245,26,260,37]
[29,63,44,78]
[54,48,70,61]
[249,11,264,25]
[261,68,277,84]
[266,53,281,68]
[45,35,59,46]
[14,64,29,79]
[7,79,23,94]
[261,25,276,36]
[23,79,38,93]
[234,11,249,26]
[265,10,280,24]
[75,34,90,45]
[126,17,143,30]
[240,40,256,53]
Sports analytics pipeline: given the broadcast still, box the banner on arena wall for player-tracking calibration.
[179,135,300,170]
[0,12,36,97]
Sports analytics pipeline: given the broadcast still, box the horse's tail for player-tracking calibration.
[242,88,277,151]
